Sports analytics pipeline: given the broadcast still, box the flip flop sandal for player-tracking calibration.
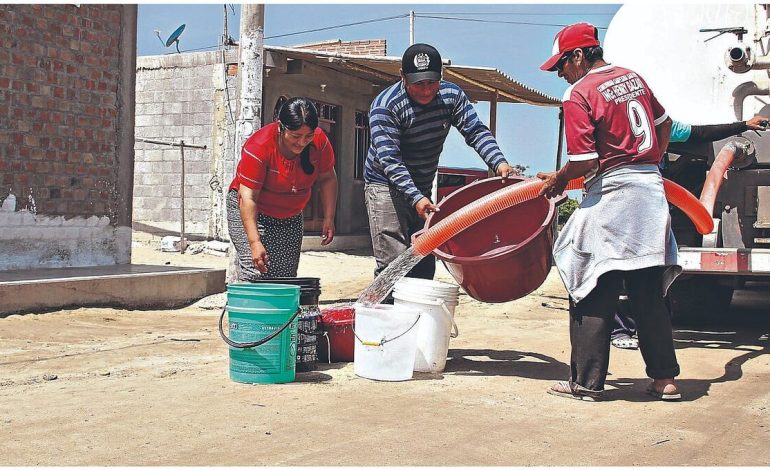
[646,383,682,401]
[547,380,601,402]
[611,336,639,350]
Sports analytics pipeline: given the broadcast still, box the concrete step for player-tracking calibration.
[0,264,226,316]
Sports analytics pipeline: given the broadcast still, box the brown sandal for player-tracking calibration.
[547,380,602,402]
[646,382,681,401]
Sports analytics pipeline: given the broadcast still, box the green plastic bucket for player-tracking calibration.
[227,282,300,309]
[219,283,300,384]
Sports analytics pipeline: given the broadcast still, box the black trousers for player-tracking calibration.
[569,266,680,391]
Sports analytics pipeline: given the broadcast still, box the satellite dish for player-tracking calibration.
[161,24,186,53]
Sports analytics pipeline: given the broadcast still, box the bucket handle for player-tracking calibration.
[396,296,460,339]
[218,304,300,349]
[437,300,460,339]
[353,314,421,347]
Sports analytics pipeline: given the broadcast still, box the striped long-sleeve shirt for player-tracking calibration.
[364,80,507,206]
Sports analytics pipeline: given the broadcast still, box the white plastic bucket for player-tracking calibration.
[393,278,460,373]
[353,303,421,381]
[394,278,459,301]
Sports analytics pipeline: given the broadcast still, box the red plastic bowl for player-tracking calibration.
[423,176,564,303]
[317,306,355,363]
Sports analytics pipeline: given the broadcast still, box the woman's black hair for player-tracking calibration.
[278,97,319,175]
[272,95,289,122]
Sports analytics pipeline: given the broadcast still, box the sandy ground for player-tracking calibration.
[1,241,770,466]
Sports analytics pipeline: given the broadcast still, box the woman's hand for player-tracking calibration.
[249,240,269,273]
[316,168,338,245]
[321,218,335,246]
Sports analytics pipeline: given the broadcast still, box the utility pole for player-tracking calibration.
[235,4,264,150]
[227,3,265,283]
[409,10,415,45]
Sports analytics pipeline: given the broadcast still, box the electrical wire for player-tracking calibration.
[416,11,616,16]
[414,14,608,30]
[169,10,609,55]
[264,14,409,40]
[171,44,221,54]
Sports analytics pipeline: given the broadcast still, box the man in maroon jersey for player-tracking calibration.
[537,22,682,401]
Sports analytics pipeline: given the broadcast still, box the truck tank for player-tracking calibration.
[605,4,770,319]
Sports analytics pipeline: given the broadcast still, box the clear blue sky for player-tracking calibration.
[137,3,621,175]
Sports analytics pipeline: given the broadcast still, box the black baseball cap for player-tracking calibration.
[401,43,442,84]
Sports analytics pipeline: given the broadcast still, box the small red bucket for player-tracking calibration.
[317,306,355,363]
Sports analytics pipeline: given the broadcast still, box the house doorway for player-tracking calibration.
[303,100,339,233]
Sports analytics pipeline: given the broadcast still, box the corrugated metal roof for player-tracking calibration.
[264,45,561,107]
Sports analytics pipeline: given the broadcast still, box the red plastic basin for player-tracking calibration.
[423,176,564,303]
[317,306,355,363]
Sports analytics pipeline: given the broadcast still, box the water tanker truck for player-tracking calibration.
[604,4,770,318]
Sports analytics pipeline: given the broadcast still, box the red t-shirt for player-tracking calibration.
[228,121,335,218]
[563,65,668,175]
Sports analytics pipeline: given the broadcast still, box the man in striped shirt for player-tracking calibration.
[364,43,515,283]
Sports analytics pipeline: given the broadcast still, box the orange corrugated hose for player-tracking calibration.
[699,142,736,218]
[412,176,714,257]
[663,178,715,235]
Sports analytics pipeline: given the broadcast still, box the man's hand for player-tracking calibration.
[249,240,269,273]
[415,196,440,220]
[321,218,335,246]
[495,162,518,180]
[746,115,770,130]
[536,171,567,199]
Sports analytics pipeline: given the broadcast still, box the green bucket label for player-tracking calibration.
[229,320,297,376]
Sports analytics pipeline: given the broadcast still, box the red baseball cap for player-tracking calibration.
[540,22,600,71]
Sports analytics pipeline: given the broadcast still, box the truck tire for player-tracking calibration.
[667,276,734,324]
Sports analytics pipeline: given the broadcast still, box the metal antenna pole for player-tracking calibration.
[409,10,415,45]
[134,137,206,254]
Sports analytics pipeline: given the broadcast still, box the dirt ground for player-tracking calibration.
[1,241,770,466]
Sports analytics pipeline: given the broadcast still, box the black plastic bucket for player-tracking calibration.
[246,277,322,372]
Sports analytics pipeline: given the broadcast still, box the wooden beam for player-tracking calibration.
[490,91,498,136]
[556,107,565,171]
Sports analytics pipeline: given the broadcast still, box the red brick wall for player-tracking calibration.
[294,39,387,56]
[0,4,123,218]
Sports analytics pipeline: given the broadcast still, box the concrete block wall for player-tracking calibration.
[134,50,238,239]
[134,41,386,243]
[0,4,136,270]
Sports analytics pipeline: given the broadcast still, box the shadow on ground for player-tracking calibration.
[444,348,569,379]
[607,287,770,402]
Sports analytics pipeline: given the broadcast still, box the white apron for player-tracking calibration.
[553,164,682,303]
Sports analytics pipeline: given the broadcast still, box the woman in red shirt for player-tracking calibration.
[227,97,337,280]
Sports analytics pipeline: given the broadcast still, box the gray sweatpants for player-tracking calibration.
[363,183,435,282]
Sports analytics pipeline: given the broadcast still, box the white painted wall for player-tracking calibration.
[0,197,131,270]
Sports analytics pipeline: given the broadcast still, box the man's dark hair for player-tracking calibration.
[581,46,604,63]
